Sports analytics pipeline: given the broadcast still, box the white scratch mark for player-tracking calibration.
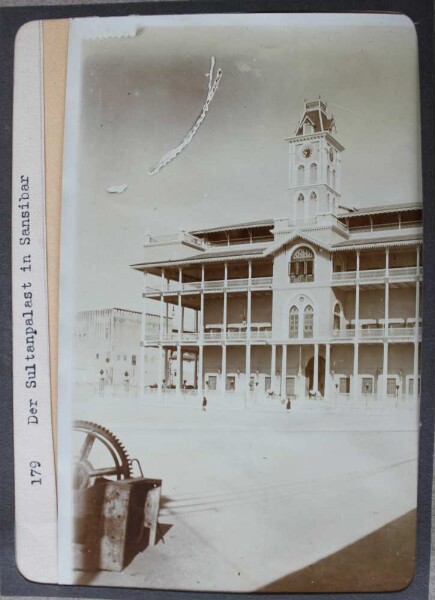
[149,57,222,176]
[106,184,128,194]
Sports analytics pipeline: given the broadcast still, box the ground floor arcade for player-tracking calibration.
[140,341,420,403]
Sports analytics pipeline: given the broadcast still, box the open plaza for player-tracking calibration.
[73,390,418,591]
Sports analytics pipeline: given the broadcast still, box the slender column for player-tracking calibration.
[245,345,251,400]
[176,346,181,393]
[384,249,389,336]
[413,343,419,401]
[270,344,276,392]
[158,348,164,393]
[382,342,389,399]
[178,267,183,344]
[221,263,228,394]
[194,353,198,388]
[355,251,360,338]
[221,345,227,393]
[139,271,148,396]
[413,247,420,401]
[245,261,252,400]
[281,344,287,396]
[223,263,228,339]
[313,344,319,394]
[247,261,252,337]
[176,281,182,391]
[164,349,168,386]
[325,343,331,398]
[180,350,184,389]
[198,344,204,396]
[353,343,359,399]
[159,269,165,345]
[200,265,205,341]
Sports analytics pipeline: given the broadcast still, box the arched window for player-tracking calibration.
[297,193,304,203]
[332,170,336,188]
[303,121,314,135]
[289,247,315,283]
[297,165,305,186]
[310,191,317,202]
[304,305,314,338]
[333,302,342,330]
[289,306,299,338]
[309,163,317,184]
[327,165,330,186]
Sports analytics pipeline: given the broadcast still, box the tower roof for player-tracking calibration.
[295,99,335,136]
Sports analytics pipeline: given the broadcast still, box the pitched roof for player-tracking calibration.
[338,202,422,219]
[185,246,266,260]
[296,109,335,136]
[191,218,273,235]
[263,230,331,256]
[333,233,422,250]
[131,245,267,271]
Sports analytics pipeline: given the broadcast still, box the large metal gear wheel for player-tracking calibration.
[73,420,132,490]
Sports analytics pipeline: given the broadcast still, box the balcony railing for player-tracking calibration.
[144,276,273,295]
[144,328,272,343]
[144,266,422,297]
[332,328,356,339]
[145,325,420,344]
[349,220,421,233]
[332,266,422,284]
[333,326,421,340]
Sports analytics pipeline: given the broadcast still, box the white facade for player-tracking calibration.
[133,100,422,404]
[74,308,172,389]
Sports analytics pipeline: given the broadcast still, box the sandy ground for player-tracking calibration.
[71,394,419,592]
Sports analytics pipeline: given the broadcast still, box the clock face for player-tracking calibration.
[302,144,313,159]
[329,147,334,162]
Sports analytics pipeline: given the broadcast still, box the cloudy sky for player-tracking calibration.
[64,13,420,313]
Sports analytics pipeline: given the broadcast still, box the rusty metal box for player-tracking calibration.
[74,477,162,572]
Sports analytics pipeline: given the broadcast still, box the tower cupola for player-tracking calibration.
[286,98,344,221]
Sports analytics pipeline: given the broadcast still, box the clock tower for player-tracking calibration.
[286,99,344,221]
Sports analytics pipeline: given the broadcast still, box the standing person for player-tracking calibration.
[286,397,291,411]
[202,396,208,412]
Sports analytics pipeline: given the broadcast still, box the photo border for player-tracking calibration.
[0,1,433,598]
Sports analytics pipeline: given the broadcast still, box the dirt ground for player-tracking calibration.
[70,394,418,592]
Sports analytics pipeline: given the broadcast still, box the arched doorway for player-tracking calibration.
[305,355,325,396]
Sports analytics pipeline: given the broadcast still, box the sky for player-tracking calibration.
[65,13,421,313]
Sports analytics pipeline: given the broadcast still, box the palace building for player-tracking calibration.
[132,99,422,403]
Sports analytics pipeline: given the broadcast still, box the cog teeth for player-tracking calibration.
[73,420,132,480]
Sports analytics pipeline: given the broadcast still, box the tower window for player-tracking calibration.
[310,191,317,202]
[289,305,299,338]
[327,165,331,186]
[309,163,317,184]
[303,121,314,134]
[289,246,314,283]
[297,193,304,202]
[297,165,305,186]
[332,169,336,188]
[303,305,314,338]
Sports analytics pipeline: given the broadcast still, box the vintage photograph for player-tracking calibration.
[58,13,422,592]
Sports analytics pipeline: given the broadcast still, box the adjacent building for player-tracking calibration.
[132,99,422,403]
[74,308,173,389]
